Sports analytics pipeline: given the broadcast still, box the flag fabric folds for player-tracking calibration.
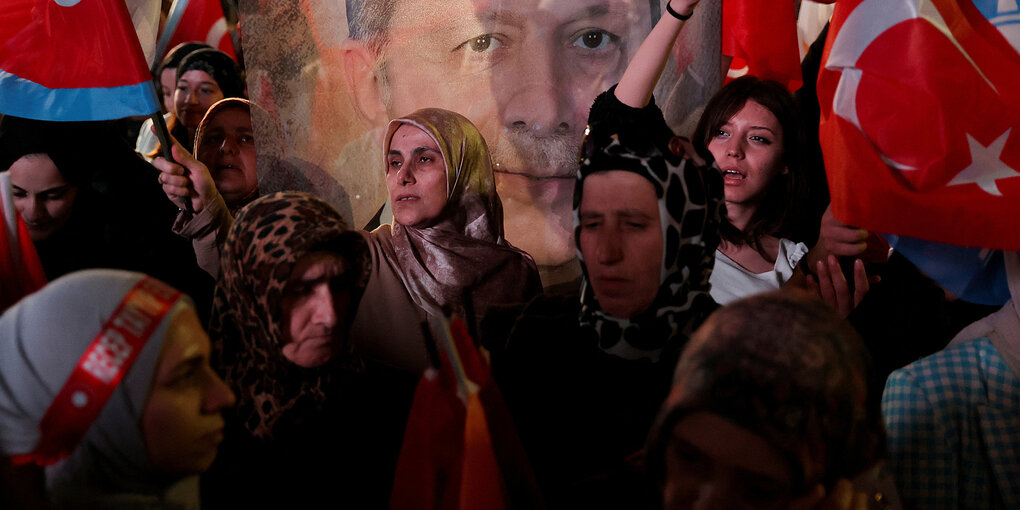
[0,173,46,314]
[0,0,159,121]
[154,0,236,64]
[721,0,803,91]
[390,318,543,510]
[818,0,1020,251]
[883,235,1009,306]
[128,0,164,68]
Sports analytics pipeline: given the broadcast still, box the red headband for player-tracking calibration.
[11,277,182,466]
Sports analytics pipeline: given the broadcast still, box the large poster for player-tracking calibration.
[239,0,722,286]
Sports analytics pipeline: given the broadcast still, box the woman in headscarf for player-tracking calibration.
[487,1,722,506]
[647,293,897,510]
[157,98,264,278]
[0,116,216,318]
[136,42,213,161]
[149,48,245,159]
[202,191,415,507]
[0,269,235,509]
[192,98,260,213]
[349,107,543,373]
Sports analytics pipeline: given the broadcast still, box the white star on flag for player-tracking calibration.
[948,129,1019,196]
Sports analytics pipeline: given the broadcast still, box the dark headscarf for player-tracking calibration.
[157,42,212,77]
[647,293,886,495]
[176,49,245,99]
[574,88,724,362]
[372,108,542,333]
[0,116,93,186]
[209,191,369,438]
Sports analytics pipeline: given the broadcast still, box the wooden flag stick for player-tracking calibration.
[149,111,193,214]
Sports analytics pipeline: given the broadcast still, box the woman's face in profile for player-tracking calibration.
[279,251,352,368]
[142,307,235,474]
[578,170,662,318]
[8,154,78,241]
[385,124,448,228]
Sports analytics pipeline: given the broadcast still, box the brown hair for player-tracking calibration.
[692,76,806,257]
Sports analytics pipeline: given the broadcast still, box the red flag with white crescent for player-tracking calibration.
[722,0,802,91]
[818,0,1020,250]
[155,0,236,63]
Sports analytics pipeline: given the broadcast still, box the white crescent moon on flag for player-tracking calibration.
[206,17,229,49]
[826,0,919,132]
[827,0,924,171]
[727,65,749,79]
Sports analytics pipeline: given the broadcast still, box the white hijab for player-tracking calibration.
[0,270,195,509]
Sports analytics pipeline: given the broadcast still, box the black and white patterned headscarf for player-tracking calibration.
[575,87,724,362]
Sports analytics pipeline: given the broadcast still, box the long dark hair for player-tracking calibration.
[692,76,806,258]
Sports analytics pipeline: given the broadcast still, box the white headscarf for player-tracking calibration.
[0,269,196,509]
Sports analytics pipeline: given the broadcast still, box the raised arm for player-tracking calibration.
[614,0,701,108]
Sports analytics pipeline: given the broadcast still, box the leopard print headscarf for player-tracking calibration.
[575,88,724,363]
[209,191,370,438]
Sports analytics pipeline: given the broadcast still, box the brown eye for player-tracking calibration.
[459,34,503,53]
[579,32,604,49]
[469,35,493,52]
[572,29,616,50]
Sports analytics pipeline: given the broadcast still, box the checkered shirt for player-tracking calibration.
[883,337,1020,510]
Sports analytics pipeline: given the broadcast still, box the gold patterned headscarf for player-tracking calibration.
[371,108,541,337]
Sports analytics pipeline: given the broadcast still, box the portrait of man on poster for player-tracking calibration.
[340,0,659,286]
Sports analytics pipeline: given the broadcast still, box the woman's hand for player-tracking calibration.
[818,205,890,263]
[153,136,219,214]
[806,254,874,317]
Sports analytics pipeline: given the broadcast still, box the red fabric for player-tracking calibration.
[0,206,46,314]
[16,216,46,294]
[818,0,1020,250]
[0,0,152,89]
[389,367,465,510]
[458,392,505,510]
[162,0,236,61]
[722,0,802,91]
[0,208,20,312]
[390,318,541,510]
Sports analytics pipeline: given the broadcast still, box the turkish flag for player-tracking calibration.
[389,318,543,510]
[819,0,1020,251]
[0,0,159,121]
[156,0,236,63]
[722,0,802,91]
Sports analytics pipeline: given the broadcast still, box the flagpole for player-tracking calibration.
[150,112,194,214]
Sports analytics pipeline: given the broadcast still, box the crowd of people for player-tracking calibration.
[1,0,1016,509]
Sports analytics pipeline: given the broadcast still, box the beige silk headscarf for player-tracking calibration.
[352,108,542,373]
